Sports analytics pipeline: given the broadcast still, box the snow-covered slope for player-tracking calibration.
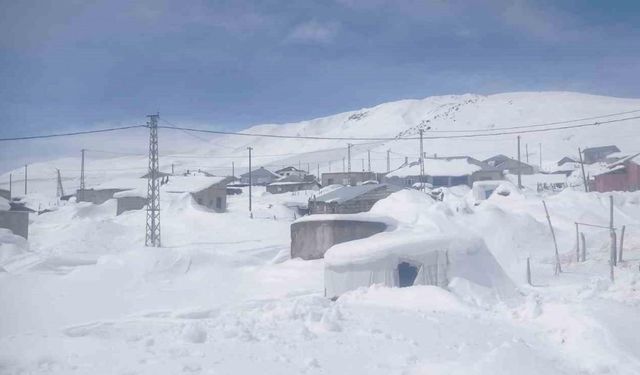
[2,92,640,202]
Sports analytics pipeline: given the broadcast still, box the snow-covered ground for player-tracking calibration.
[1,91,640,374]
[1,184,640,374]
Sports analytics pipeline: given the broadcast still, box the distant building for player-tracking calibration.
[557,156,578,166]
[593,153,640,193]
[77,178,148,204]
[308,184,402,214]
[275,166,308,178]
[114,192,148,216]
[0,197,29,239]
[266,175,320,194]
[582,145,620,164]
[321,171,381,187]
[0,188,10,201]
[165,176,233,212]
[483,154,534,175]
[385,157,502,188]
[239,167,280,185]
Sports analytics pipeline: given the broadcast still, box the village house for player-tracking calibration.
[77,177,149,205]
[164,176,233,212]
[384,156,502,188]
[593,153,640,193]
[308,183,402,214]
[321,171,381,187]
[0,197,29,239]
[483,154,534,175]
[239,167,280,186]
[274,166,308,178]
[266,175,320,194]
[582,145,620,164]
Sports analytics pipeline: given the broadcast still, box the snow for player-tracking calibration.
[2,91,640,374]
[387,158,481,178]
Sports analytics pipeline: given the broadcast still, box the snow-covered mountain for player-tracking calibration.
[2,91,640,199]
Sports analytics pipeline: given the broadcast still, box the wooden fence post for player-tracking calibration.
[609,195,617,266]
[542,200,562,275]
[580,232,586,262]
[619,225,626,262]
[526,257,532,285]
[575,223,580,262]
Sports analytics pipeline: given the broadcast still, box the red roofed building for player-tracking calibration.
[593,153,640,193]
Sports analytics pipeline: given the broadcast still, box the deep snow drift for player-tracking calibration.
[1,183,640,374]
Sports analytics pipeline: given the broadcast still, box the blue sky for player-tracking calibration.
[1,0,639,137]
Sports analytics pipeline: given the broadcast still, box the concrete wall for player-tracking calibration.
[0,189,10,200]
[321,172,378,186]
[192,186,227,212]
[77,189,125,204]
[0,211,29,239]
[291,219,387,260]
[116,196,148,215]
[267,182,319,194]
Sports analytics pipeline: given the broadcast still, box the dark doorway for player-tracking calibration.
[398,262,419,287]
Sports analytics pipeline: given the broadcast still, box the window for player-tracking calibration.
[216,197,222,209]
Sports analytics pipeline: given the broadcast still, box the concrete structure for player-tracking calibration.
[165,176,233,212]
[593,153,640,192]
[385,157,502,188]
[309,184,402,215]
[77,177,149,204]
[267,175,320,194]
[115,196,148,215]
[77,188,127,204]
[275,166,307,178]
[0,198,29,239]
[239,167,280,185]
[484,154,534,175]
[291,218,387,260]
[583,145,620,164]
[321,171,381,186]
[0,188,10,200]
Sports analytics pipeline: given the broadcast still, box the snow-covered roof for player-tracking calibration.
[164,176,230,193]
[93,178,148,191]
[314,184,397,204]
[387,158,481,178]
[607,152,640,168]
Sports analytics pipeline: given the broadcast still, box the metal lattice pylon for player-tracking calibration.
[145,113,161,247]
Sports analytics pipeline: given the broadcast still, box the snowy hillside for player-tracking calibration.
[2,91,640,200]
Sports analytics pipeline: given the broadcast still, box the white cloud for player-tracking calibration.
[285,20,339,44]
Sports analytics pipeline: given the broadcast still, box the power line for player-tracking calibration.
[0,125,146,142]
[158,115,640,141]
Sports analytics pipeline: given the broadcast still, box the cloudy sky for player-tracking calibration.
[1,0,639,139]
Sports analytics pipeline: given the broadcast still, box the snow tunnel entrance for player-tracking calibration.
[397,262,419,288]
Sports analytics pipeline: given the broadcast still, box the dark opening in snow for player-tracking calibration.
[398,262,419,288]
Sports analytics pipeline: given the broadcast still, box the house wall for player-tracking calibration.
[0,189,10,200]
[471,170,504,183]
[321,172,378,186]
[594,163,640,192]
[76,189,126,204]
[116,196,148,215]
[266,182,319,194]
[0,211,29,239]
[309,187,394,214]
[192,186,227,212]
[291,219,387,260]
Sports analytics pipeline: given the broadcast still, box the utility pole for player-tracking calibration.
[419,130,425,191]
[342,157,345,172]
[24,164,28,195]
[347,143,352,186]
[9,173,12,199]
[517,136,522,189]
[578,147,589,192]
[171,163,175,175]
[316,163,319,179]
[361,159,364,172]
[56,169,64,198]
[307,163,310,174]
[79,149,86,201]
[247,147,253,217]
[539,143,542,169]
[145,113,161,247]
[367,150,371,172]
[526,144,529,164]
[231,162,235,178]
[386,150,390,172]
